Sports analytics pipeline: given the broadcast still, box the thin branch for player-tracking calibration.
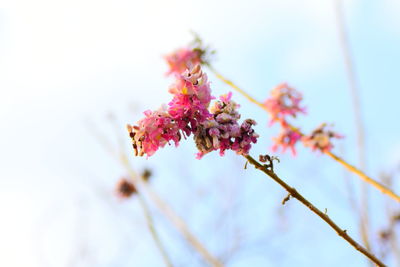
[87,119,222,267]
[334,0,367,171]
[120,154,224,267]
[88,120,224,267]
[86,121,174,267]
[136,190,174,267]
[206,65,400,203]
[334,0,371,252]
[326,151,400,202]
[206,64,266,111]
[243,154,386,267]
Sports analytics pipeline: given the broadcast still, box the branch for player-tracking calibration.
[206,65,400,203]
[86,121,174,267]
[87,121,221,267]
[120,154,224,267]
[243,154,386,267]
[136,189,174,267]
[334,0,371,253]
[326,151,400,202]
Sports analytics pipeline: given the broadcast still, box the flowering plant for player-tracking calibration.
[123,38,398,267]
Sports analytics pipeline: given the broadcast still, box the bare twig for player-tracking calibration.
[120,154,224,267]
[206,65,400,203]
[244,154,386,267]
[86,120,174,267]
[136,190,174,267]
[326,151,400,202]
[88,118,222,266]
[334,0,371,252]
[90,121,222,266]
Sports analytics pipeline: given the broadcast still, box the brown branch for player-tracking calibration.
[244,154,386,267]
[206,65,400,203]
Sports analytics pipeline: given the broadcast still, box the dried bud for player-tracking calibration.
[259,154,270,163]
[302,123,342,152]
[378,230,391,241]
[141,168,152,181]
[116,178,137,198]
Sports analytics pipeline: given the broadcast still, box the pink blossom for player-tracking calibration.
[164,48,203,76]
[271,128,302,156]
[302,123,343,152]
[219,92,233,104]
[128,65,258,159]
[264,83,306,125]
[168,65,213,133]
[195,97,258,159]
[127,107,181,157]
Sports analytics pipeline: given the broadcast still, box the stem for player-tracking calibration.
[206,65,400,203]
[243,154,386,267]
[206,64,266,111]
[136,191,174,267]
[120,154,224,267]
[334,0,371,254]
[326,151,400,202]
[87,122,221,267]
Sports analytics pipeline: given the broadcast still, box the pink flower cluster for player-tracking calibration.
[165,47,203,76]
[164,36,213,76]
[195,92,259,159]
[264,83,306,125]
[302,124,343,152]
[127,65,258,158]
[168,65,213,133]
[264,83,342,154]
[127,108,181,157]
[271,127,302,156]
[264,83,306,154]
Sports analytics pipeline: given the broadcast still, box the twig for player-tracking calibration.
[88,119,222,266]
[334,0,371,253]
[206,65,400,203]
[206,63,266,111]
[326,151,400,202]
[136,190,174,267]
[86,120,174,267]
[243,154,386,267]
[120,154,224,267]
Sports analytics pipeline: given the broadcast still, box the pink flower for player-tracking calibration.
[127,107,181,157]
[264,83,306,125]
[271,128,302,156]
[128,64,258,159]
[164,48,203,76]
[302,123,343,152]
[195,97,258,159]
[219,92,233,104]
[168,65,213,133]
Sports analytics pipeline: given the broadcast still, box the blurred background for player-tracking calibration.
[1,1,400,266]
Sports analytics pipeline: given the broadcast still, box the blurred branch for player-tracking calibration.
[119,154,224,267]
[87,120,174,267]
[334,0,370,253]
[136,187,174,267]
[89,116,223,266]
[244,154,386,267]
[380,172,400,266]
[206,64,400,203]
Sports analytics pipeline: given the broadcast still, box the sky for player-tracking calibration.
[0,1,400,266]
